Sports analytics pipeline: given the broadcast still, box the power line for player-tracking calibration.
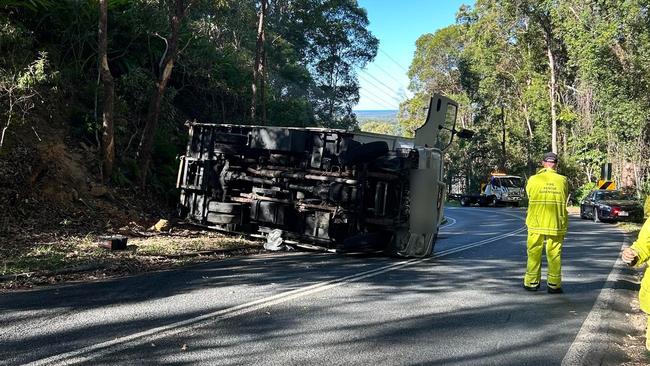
[359,69,404,99]
[358,84,400,108]
[357,93,395,110]
[358,71,404,103]
[379,49,409,73]
[369,62,409,90]
[356,77,401,108]
[358,80,402,107]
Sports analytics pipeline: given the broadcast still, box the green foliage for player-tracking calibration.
[289,0,378,127]
[16,52,51,89]
[401,0,650,195]
[574,182,597,204]
[360,121,397,135]
[0,0,380,196]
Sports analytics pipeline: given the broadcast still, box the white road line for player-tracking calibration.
[560,237,630,366]
[27,221,526,365]
[441,217,457,229]
[434,226,526,258]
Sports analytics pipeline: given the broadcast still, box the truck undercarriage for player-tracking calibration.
[177,95,461,257]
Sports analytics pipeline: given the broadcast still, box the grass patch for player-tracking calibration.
[618,222,643,237]
[1,236,106,275]
[1,231,260,278]
[132,235,256,256]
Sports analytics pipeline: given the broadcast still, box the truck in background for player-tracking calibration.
[176,94,473,258]
[456,173,525,207]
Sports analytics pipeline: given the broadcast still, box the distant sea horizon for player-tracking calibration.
[354,109,398,123]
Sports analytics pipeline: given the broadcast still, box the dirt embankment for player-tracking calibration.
[0,116,259,291]
[0,124,160,248]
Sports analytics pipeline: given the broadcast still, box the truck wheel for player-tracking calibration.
[206,213,239,225]
[208,201,242,214]
[593,207,600,223]
[385,229,409,257]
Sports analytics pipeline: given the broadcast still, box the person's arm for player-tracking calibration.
[626,219,650,266]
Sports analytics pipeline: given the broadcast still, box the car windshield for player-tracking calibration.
[497,178,522,188]
[595,191,630,200]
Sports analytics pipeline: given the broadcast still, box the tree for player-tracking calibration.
[0,53,51,150]
[291,0,378,128]
[360,121,397,135]
[250,0,267,124]
[136,0,194,185]
[98,0,115,182]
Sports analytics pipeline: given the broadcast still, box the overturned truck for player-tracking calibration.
[177,95,469,257]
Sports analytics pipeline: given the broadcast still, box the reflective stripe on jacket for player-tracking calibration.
[631,218,650,313]
[525,168,568,235]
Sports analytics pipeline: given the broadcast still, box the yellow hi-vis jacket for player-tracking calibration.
[631,218,650,313]
[525,167,569,236]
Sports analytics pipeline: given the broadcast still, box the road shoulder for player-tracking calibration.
[562,223,646,365]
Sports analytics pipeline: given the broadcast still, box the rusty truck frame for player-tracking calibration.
[177,94,468,257]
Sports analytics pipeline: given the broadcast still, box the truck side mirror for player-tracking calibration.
[456,128,474,139]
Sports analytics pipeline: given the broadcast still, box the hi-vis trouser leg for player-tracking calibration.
[524,233,564,288]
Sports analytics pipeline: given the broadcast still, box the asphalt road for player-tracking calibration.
[0,207,635,365]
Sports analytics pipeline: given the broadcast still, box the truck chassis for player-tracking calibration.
[177,95,459,257]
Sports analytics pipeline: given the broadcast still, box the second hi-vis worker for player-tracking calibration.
[622,217,650,350]
[524,152,569,293]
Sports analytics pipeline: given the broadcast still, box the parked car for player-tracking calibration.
[580,190,644,223]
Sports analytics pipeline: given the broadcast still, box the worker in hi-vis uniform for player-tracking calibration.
[622,218,650,350]
[524,152,568,293]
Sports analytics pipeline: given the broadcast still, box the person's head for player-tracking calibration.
[542,152,558,169]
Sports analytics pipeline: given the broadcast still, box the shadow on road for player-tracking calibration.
[0,214,636,365]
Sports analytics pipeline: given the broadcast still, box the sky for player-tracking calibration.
[354,0,473,111]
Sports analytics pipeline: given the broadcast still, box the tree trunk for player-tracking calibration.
[99,0,115,182]
[501,104,506,170]
[250,0,267,124]
[260,37,266,125]
[137,0,190,185]
[547,43,558,153]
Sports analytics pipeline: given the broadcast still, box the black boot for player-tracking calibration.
[547,284,563,294]
[523,283,540,291]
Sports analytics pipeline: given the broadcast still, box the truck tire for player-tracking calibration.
[206,213,239,225]
[337,232,388,254]
[208,201,242,214]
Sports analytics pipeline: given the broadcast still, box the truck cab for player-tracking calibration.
[483,174,525,206]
